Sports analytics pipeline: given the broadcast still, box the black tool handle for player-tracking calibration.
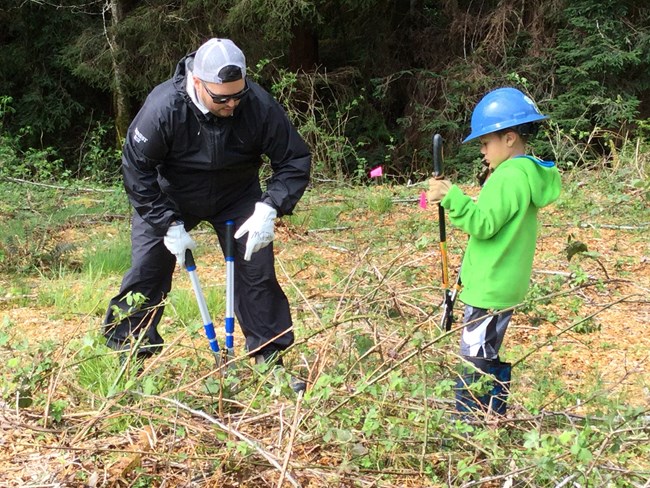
[225,220,235,259]
[432,134,447,242]
[433,133,444,177]
[185,249,196,269]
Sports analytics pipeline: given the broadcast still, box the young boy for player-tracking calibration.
[427,87,561,415]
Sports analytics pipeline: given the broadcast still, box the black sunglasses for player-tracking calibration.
[201,80,249,104]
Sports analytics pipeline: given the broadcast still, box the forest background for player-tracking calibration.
[0,0,649,487]
[1,0,649,183]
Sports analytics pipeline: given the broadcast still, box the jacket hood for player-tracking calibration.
[503,155,561,208]
[172,52,194,91]
[171,52,207,119]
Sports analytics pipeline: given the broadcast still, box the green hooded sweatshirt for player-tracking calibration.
[441,156,561,309]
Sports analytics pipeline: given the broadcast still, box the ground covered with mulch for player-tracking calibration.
[1,177,648,487]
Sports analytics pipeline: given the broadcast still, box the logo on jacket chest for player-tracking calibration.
[134,127,149,144]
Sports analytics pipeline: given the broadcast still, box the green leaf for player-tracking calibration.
[566,240,588,261]
[335,429,354,443]
[558,430,574,445]
[523,430,540,449]
[354,334,374,356]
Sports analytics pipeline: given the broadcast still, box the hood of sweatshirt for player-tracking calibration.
[499,155,561,208]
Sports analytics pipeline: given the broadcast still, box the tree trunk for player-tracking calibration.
[288,23,319,71]
[109,0,130,146]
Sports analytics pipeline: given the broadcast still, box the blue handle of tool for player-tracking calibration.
[224,220,235,353]
[185,249,221,354]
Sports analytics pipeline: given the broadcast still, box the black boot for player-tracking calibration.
[107,336,158,377]
[455,356,511,416]
[254,349,307,394]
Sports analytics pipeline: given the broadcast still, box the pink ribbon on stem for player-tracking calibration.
[419,191,427,209]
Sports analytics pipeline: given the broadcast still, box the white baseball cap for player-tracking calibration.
[193,38,246,83]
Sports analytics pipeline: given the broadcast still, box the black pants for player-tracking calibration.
[104,200,293,356]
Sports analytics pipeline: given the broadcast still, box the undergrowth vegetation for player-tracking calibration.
[0,133,648,486]
[3,1,650,183]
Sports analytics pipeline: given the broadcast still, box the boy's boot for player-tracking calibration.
[455,356,511,415]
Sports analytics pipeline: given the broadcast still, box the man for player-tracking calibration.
[104,38,311,392]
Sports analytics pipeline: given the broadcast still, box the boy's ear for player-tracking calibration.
[504,130,519,147]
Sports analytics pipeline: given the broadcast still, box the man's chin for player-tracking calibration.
[213,109,235,118]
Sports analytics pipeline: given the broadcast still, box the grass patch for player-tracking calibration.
[81,231,132,276]
[36,270,114,318]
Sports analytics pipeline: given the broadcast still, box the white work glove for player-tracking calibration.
[427,178,452,203]
[234,202,277,261]
[163,221,196,267]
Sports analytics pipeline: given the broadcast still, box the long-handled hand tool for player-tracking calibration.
[432,134,461,331]
[185,249,222,369]
[224,220,235,363]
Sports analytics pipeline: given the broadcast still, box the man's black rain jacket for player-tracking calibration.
[121,52,311,235]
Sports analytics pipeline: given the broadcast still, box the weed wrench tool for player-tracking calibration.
[224,220,235,362]
[185,249,223,369]
[432,134,461,331]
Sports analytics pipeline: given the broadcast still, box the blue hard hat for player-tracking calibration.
[463,87,548,143]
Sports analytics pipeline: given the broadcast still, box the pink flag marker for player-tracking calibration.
[369,165,383,178]
[419,191,427,209]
